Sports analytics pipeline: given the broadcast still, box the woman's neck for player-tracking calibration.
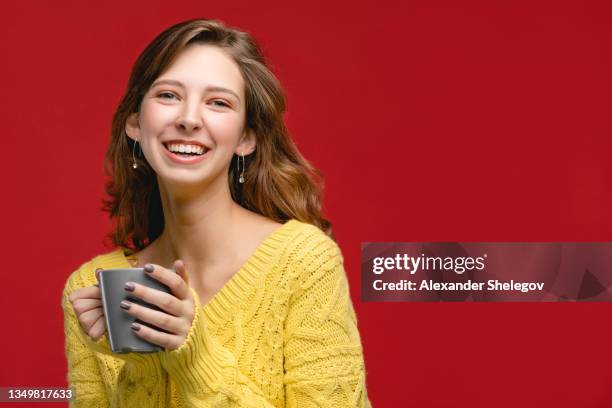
[151,176,250,276]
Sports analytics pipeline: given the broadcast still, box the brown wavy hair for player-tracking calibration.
[101,18,333,251]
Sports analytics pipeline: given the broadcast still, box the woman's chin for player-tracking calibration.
[161,175,205,186]
[157,171,219,191]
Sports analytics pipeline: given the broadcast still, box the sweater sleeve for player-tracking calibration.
[282,235,372,407]
[62,270,110,408]
[159,286,276,407]
[62,263,167,407]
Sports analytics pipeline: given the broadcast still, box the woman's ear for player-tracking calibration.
[125,112,141,141]
[236,129,256,155]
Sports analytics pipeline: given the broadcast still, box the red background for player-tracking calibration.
[1,0,611,406]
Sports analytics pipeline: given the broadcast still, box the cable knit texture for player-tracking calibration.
[62,219,372,407]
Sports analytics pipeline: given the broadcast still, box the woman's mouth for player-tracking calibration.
[162,143,211,164]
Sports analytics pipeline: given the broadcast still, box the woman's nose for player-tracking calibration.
[176,107,203,132]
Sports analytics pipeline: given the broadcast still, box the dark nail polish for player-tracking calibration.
[120,301,131,310]
[131,322,141,331]
[144,264,154,273]
[124,282,135,292]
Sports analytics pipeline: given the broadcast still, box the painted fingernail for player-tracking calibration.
[144,264,154,273]
[120,301,131,310]
[131,322,141,331]
[124,282,135,292]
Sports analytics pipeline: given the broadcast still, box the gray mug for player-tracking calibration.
[99,268,172,353]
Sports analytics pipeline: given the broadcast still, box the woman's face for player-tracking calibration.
[126,44,255,188]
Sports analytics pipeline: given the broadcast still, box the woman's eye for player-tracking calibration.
[211,100,229,108]
[158,92,177,100]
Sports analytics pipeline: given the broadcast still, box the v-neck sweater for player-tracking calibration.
[62,219,372,407]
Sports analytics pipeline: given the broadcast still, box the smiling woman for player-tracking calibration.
[61,18,372,407]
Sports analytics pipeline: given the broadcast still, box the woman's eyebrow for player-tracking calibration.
[151,79,241,102]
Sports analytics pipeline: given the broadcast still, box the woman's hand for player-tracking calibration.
[69,268,107,341]
[120,260,195,350]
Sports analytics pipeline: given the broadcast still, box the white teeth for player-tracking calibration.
[166,143,205,155]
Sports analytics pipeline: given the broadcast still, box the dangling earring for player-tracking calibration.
[132,139,140,169]
[238,152,245,183]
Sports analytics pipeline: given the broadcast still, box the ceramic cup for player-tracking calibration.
[99,268,172,353]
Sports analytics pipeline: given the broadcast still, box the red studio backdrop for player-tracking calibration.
[1,0,611,407]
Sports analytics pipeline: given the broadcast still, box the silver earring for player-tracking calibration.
[238,152,245,183]
[132,140,140,169]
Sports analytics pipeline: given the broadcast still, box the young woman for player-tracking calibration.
[62,18,371,407]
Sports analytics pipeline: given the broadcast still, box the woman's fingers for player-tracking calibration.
[67,273,107,341]
[173,260,190,286]
[120,300,188,335]
[89,316,107,341]
[78,307,103,332]
[121,261,196,350]
[69,286,101,303]
[143,263,191,301]
[123,281,183,316]
[130,321,184,349]
[72,298,102,315]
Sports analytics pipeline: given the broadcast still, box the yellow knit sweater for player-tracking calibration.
[62,219,372,407]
